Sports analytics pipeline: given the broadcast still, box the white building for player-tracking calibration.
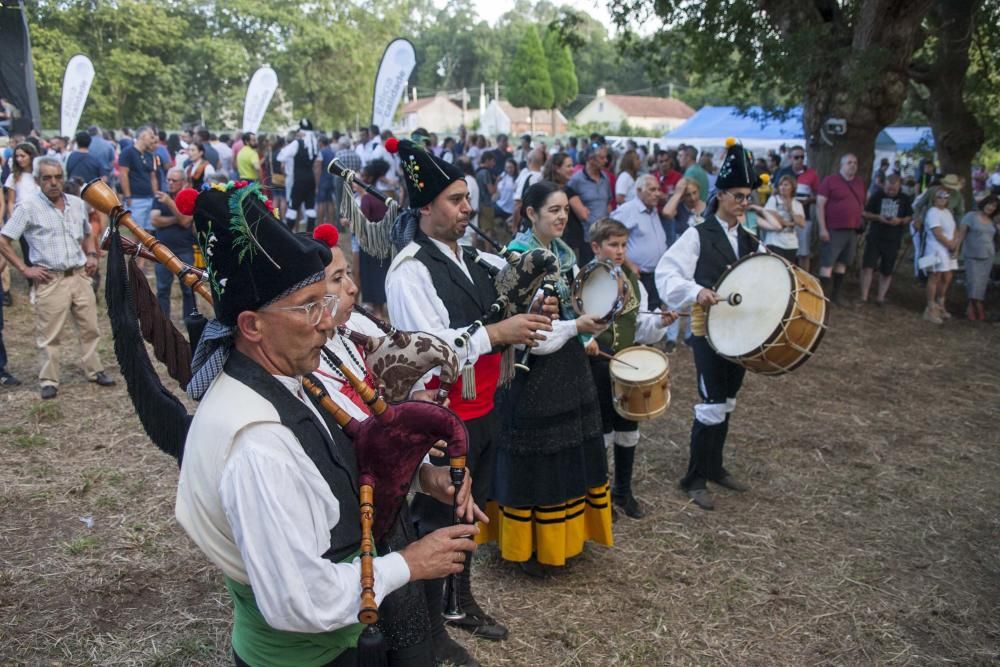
[478,99,568,137]
[574,89,695,133]
[398,93,471,134]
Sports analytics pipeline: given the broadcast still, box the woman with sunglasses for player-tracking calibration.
[920,188,959,324]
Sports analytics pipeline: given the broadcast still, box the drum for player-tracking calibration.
[609,346,671,421]
[706,253,827,375]
[571,260,629,323]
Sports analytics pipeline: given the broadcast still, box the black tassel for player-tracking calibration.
[356,625,388,667]
[126,258,193,388]
[105,226,191,465]
[184,311,208,355]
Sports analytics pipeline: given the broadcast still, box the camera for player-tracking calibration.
[824,118,847,135]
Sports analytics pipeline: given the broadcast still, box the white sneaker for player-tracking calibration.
[923,307,943,324]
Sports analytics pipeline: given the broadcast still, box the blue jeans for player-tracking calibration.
[155,246,196,321]
[128,197,155,231]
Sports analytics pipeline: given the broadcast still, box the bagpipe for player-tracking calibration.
[81,178,475,643]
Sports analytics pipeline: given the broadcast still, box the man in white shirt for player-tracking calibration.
[511,148,544,232]
[176,184,480,666]
[611,174,669,307]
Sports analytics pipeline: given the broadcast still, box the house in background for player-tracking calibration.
[479,99,568,137]
[398,93,471,134]
[574,89,695,133]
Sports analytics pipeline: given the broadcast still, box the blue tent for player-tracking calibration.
[876,126,934,151]
[663,106,804,152]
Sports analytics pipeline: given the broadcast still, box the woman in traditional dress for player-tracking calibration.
[482,181,613,576]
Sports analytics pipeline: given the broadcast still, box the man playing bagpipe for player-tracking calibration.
[582,218,679,519]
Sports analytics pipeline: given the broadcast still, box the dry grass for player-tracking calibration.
[1,267,998,667]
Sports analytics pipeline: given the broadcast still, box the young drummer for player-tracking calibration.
[583,218,679,518]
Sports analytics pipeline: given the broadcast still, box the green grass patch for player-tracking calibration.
[13,434,49,449]
[28,401,62,424]
[64,536,100,555]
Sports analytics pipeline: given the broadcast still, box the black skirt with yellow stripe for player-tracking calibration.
[480,336,612,566]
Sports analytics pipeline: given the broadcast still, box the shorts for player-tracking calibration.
[819,229,859,268]
[290,176,316,212]
[795,216,813,257]
[128,197,154,231]
[862,228,904,276]
[316,181,334,203]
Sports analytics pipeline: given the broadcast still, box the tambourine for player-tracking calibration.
[571,260,630,323]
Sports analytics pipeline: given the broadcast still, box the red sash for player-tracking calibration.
[425,352,501,421]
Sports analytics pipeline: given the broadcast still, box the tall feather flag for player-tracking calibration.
[60,54,94,139]
[242,66,278,134]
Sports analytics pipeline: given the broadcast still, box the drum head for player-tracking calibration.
[574,262,622,321]
[708,254,792,357]
[611,346,668,383]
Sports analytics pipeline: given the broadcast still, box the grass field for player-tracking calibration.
[1,267,998,666]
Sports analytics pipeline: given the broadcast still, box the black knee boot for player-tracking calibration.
[447,554,509,641]
[612,445,644,518]
[306,216,317,233]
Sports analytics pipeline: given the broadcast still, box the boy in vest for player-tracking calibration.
[583,218,678,518]
[655,138,763,511]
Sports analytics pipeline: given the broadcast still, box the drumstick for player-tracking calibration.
[638,310,691,317]
[598,351,639,370]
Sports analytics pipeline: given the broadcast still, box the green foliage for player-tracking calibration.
[543,28,578,109]
[507,26,554,112]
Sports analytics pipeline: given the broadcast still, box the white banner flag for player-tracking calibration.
[371,39,416,130]
[242,66,278,134]
[60,54,95,139]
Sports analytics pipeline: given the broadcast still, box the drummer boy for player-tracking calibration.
[584,218,679,518]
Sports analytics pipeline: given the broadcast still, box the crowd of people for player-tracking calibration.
[0,117,997,666]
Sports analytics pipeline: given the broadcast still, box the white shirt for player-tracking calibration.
[460,175,479,247]
[513,168,542,205]
[386,238,506,367]
[611,197,668,273]
[213,141,234,175]
[655,217,750,310]
[615,171,637,203]
[4,172,39,205]
[763,196,804,250]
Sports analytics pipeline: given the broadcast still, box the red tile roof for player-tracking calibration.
[603,95,694,119]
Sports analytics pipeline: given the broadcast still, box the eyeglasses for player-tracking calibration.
[722,191,752,203]
[262,294,339,326]
[166,177,184,183]
[935,193,950,199]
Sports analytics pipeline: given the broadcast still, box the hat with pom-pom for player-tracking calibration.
[312,223,340,248]
[717,138,760,190]
[191,181,330,326]
[385,137,465,209]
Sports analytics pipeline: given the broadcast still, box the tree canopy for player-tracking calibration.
[506,26,554,114]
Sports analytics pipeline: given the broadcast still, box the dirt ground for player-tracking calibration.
[1,264,998,667]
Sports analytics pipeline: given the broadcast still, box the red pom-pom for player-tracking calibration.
[175,188,199,216]
[384,137,399,154]
[313,223,340,248]
[234,180,249,189]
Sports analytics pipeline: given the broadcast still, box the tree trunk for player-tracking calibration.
[779,0,934,179]
[529,108,535,135]
[551,108,557,137]
[910,0,985,209]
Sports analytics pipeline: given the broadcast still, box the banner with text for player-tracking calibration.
[242,66,278,134]
[371,39,415,130]
[60,54,94,139]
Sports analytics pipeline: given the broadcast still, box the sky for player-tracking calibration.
[468,0,614,28]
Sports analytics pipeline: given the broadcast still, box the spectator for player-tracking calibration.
[236,132,260,182]
[331,135,360,218]
[566,136,579,165]
[312,135,335,226]
[989,163,1000,196]
[352,158,392,319]
[920,188,959,323]
[615,149,641,205]
[118,126,159,232]
[514,134,532,168]
[760,174,806,263]
[184,142,216,190]
[0,272,17,384]
[65,131,103,184]
[151,167,196,321]
[817,153,866,306]
[474,151,498,245]
[653,149,683,200]
[265,135,287,219]
[466,133,483,168]
[47,136,68,159]
[700,153,718,194]
[859,174,912,305]
[916,158,937,195]
[773,145,821,272]
[661,177,707,244]
[87,126,115,179]
[611,174,669,313]
[957,195,998,321]
[489,134,510,177]
[511,148,544,232]
[154,129,172,183]
[212,133,234,177]
[0,156,115,398]
[4,141,40,213]
[494,157,518,231]
[911,175,964,281]
[677,145,709,203]
[166,133,184,166]
[194,128,219,168]
[543,151,588,262]
[870,157,890,196]
[568,143,612,264]
[441,137,457,164]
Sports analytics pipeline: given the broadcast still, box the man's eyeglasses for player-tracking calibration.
[262,294,339,326]
[166,177,184,183]
[722,191,752,203]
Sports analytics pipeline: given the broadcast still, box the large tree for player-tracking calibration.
[609,0,934,179]
[506,26,554,133]
[543,27,578,134]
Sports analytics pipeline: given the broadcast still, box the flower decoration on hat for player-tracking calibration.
[388,138,465,209]
[716,137,761,190]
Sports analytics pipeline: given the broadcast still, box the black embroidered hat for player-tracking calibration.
[385,137,465,209]
[185,182,331,326]
[716,137,761,190]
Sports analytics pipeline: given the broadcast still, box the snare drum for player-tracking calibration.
[706,253,827,375]
[572,260,630,323]
[609,346,671,421]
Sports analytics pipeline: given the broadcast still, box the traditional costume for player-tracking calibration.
[383,139,509,651]
[587,262,669,517]
[655,139,762,510]
[479,227,613,567]
[277,118,319,232]
[175,183,411,666]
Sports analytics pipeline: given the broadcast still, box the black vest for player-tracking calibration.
[224,350,361,563]
[293,139,316,180]
[693,215,756,288]
[413,235,498,329]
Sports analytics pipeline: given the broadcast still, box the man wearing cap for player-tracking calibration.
[176,182,481,667]
[655,139,762,511]
[385,138,553,665]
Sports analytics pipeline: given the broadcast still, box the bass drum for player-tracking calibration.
[706,253,827,375]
